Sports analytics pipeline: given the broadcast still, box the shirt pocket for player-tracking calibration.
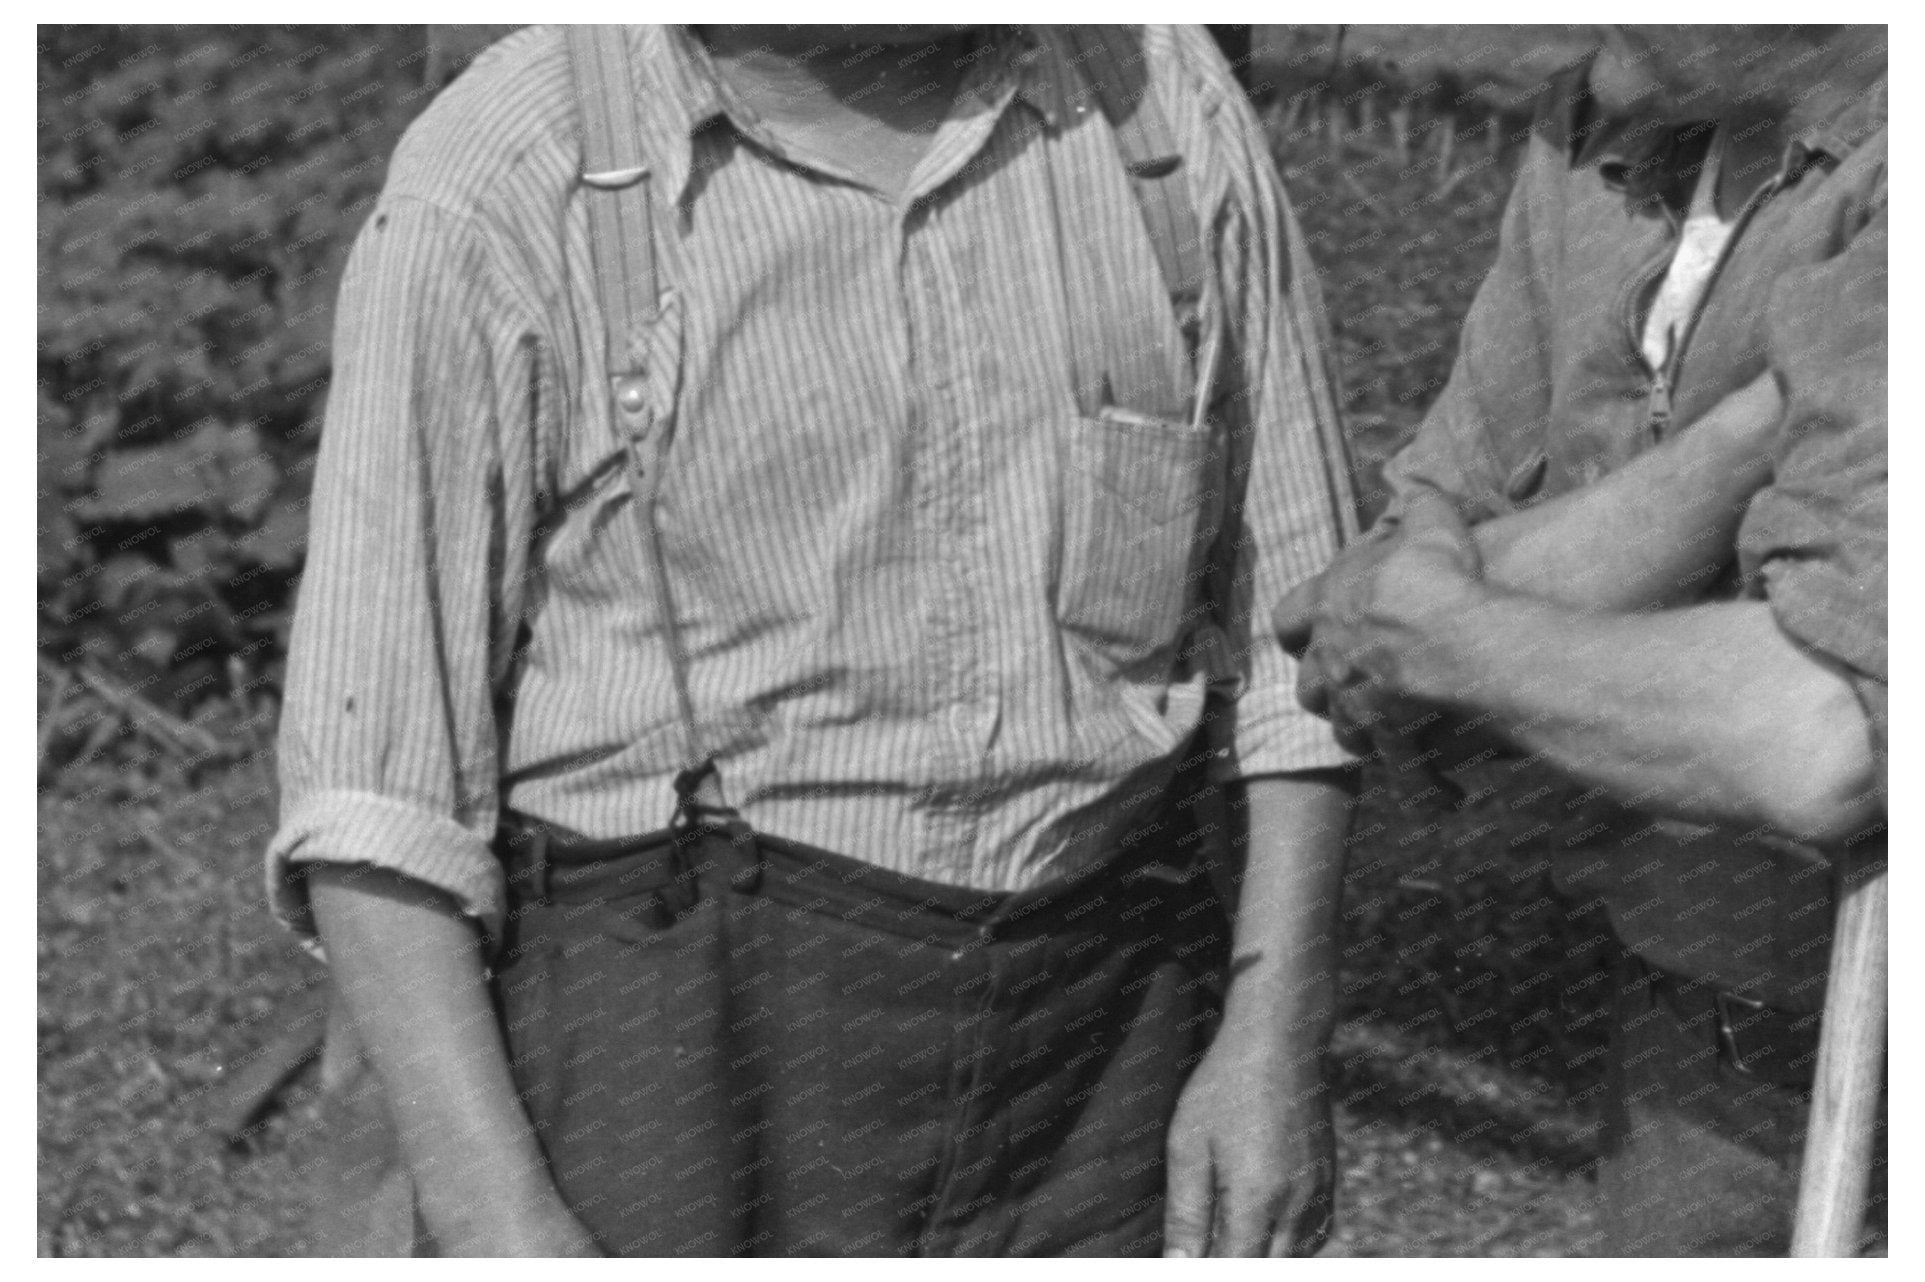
[1056,405,1218,671]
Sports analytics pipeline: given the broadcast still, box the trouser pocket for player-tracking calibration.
[495,831,762,1256]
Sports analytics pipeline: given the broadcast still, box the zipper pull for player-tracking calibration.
[1647,365,1673,439]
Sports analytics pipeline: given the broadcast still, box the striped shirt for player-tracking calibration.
[268,24,1355,944]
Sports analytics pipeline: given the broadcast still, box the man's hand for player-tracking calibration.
[1164,1028,1335,1257]
[1274,490,1486,756]
[457,1194,603,1257]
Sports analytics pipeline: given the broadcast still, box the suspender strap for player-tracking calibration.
[568,25,736,824]
[1061,25,1358,544]
[1061,25,1206,347]
[569,25,661,358]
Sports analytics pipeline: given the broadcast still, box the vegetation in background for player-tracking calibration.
[38,26,425,752]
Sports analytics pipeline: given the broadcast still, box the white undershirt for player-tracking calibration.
[1641,129,1740,375]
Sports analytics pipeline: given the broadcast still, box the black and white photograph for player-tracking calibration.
[35,18,1891,1257]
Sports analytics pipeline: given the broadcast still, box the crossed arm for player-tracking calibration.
[1275,374,1881,846]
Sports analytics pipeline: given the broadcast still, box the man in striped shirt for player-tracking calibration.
[271,25,1356,1256]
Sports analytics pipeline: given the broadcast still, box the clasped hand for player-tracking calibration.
[1273,490,1487,760]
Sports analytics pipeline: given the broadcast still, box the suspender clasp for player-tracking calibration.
[582,164,649,190]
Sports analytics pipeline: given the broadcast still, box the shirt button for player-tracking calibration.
[614,377,647,414]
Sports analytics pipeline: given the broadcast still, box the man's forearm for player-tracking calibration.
[1161,769,1350,1258]
[1469,372,1780,611]
[1220,772,1351,1058]
[1409,594,1880,845]
[308,865,595,1256]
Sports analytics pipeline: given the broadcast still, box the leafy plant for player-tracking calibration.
[38,25,430,740]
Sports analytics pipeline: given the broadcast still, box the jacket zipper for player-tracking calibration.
[1646,364,1673,437]
[1625,162,1789,441]
[1614,235,1679,431]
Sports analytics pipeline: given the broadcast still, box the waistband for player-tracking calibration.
[496,811,1209,950]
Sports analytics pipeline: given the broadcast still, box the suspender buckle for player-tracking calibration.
[671,760,762,894]
[581,164,649,190]
[672,760,736,828]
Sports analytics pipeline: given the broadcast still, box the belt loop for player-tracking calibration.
[651,823,700,925]
[529,826,551,904]
[651,859,697,926]
[726,817,762,896]
[499,814,552,908]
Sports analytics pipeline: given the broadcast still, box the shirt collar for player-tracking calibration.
[1582,69,1887,198]
[631,25,1072,206]
[1784,74,1886,171]
[631,26,735,209]
[1005,26,1077,130]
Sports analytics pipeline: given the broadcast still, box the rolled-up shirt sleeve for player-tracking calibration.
[1739,200,1887,786]
[267,195,540,946]
[1187,31,1358,779]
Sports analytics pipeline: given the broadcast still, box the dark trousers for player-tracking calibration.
[492,817,1228,1256]
[1587,948,1885,1256]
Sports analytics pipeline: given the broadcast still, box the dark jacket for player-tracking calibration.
[1379,69,1888,1009]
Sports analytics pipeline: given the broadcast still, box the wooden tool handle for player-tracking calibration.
[201,981,330,1145]
[1790,850,1886,1257]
